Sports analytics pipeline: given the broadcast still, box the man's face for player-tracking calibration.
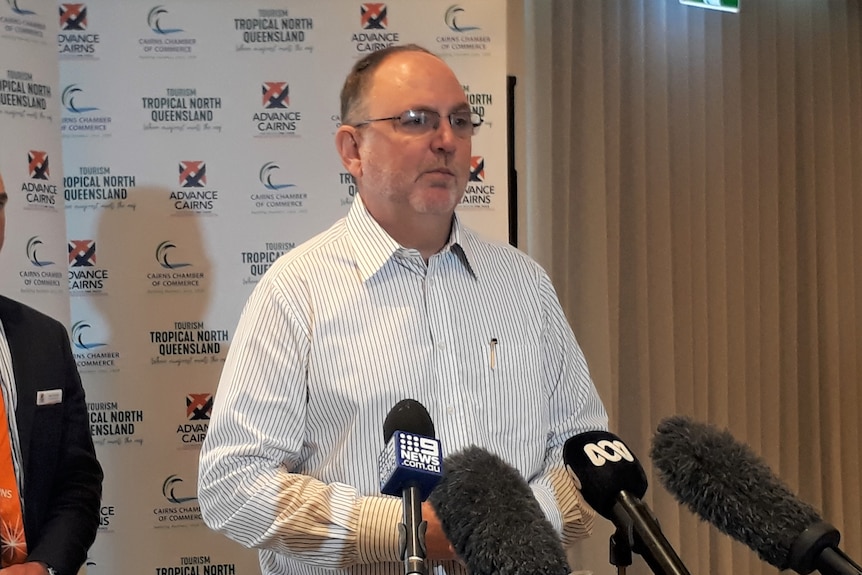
[345,51,472,220]
[0,174,6,254]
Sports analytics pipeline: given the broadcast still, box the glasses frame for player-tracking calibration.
[351,109,483,137]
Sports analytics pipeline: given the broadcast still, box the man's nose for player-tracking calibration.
[431,117,459,153]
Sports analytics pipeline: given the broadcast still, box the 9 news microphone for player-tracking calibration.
[651,415,862,575]
[564,431,692,575]
[428,445,570,575]
[378,399,443,575]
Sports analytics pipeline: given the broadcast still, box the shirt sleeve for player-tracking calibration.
[197,271,402,568]
[528,271,608,546]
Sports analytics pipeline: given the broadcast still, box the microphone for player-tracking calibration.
[378,399,443,575]
[563,430,692,575]
[651,415,862,575]
[428,445,570,575]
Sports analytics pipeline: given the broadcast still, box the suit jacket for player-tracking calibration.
[0,295,103,575]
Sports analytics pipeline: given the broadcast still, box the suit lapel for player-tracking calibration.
[0,296,36,474]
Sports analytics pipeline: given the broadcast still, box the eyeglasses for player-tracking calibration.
[352,109,483,138]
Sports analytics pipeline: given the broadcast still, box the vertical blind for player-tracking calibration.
[521,1,862,573]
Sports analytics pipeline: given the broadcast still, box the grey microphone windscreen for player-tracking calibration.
[650,415,822,569]
[429,445,569,575]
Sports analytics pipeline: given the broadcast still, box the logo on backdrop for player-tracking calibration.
[61,84,113,136]
[64,166,134,211]
[148,5,181,34]
[58,3,101,58]
[233,8,315,54]
[68,238,96,266]
[72,320,106,350]
[469,156,485,182]
[59,3,85,29]
[179,161,205,187]
[72,319,120,372]
[169,160,220,215]
[154,474,202,528]
[338,172,356,207]
[156,240,191,270]
[6,0,34,15]
[352,3,399,53]
[361,3,386,29]
[435,4,492,53]
[0,69,52,120]
[17,235,63,294]
[88,400,144,447]
[22,151,58,210]
[263,82,288,108]
[175,393,211,449]
[26,236,54,267]
[62,83,97,113]
[444,5,479,32]
[460,155,496,208]
[146,240,207,293]
[253,82,303,137]
[259,162,295,191]
[29,149,48,179]
[98,502,117,533]
[187,393,212,420]
[139,6,197,58]
[240,241,295,286]
[2,0,46,43]
[250,161,306,215]
[68,239,111,295]
[142,88,223,133]
[155,555,236,574]
[149,321,228,367]
[464,84,494,128]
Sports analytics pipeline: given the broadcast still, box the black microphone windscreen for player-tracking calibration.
[563,430,648,518]
[429,446,569,575]
[650,415,822,569]
[382,399,435,443]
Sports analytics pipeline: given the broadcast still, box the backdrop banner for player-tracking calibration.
[0,0,69,322]
[7,1,511,573]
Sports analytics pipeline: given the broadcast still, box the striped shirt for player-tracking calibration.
[198,196,608,575]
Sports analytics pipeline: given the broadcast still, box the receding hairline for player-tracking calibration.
[340,44,448,125]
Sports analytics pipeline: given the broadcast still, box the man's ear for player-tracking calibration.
[335,126,362,178]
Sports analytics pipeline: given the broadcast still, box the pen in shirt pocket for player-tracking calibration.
[489,338,498,370]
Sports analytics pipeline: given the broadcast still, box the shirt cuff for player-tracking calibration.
[356,495,403,564]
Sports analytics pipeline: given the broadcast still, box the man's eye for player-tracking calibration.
[451,115,470,128]
[403,112,427,125]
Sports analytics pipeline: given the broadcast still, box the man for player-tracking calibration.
[198,45,607,575]
[0,172,103,575]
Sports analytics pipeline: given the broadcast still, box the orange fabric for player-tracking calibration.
[0,388,26,567]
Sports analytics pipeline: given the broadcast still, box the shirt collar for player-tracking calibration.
[346,195,478,282]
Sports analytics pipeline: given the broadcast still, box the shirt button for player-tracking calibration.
[447,406,455,415]
[437,342,446,350]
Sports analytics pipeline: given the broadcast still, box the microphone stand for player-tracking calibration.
[610,491,691,575]
[398,484,428,575]
[609,528,634,575]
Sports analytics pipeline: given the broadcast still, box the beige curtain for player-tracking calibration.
[516,1,862,574]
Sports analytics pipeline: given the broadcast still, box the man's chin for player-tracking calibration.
[413,189,463,215]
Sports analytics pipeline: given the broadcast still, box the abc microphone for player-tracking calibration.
[378,399,443,575]
[564,430,691,575]
[651,415,862,575]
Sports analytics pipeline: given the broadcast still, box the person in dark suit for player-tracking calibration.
[0,172,103,575]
